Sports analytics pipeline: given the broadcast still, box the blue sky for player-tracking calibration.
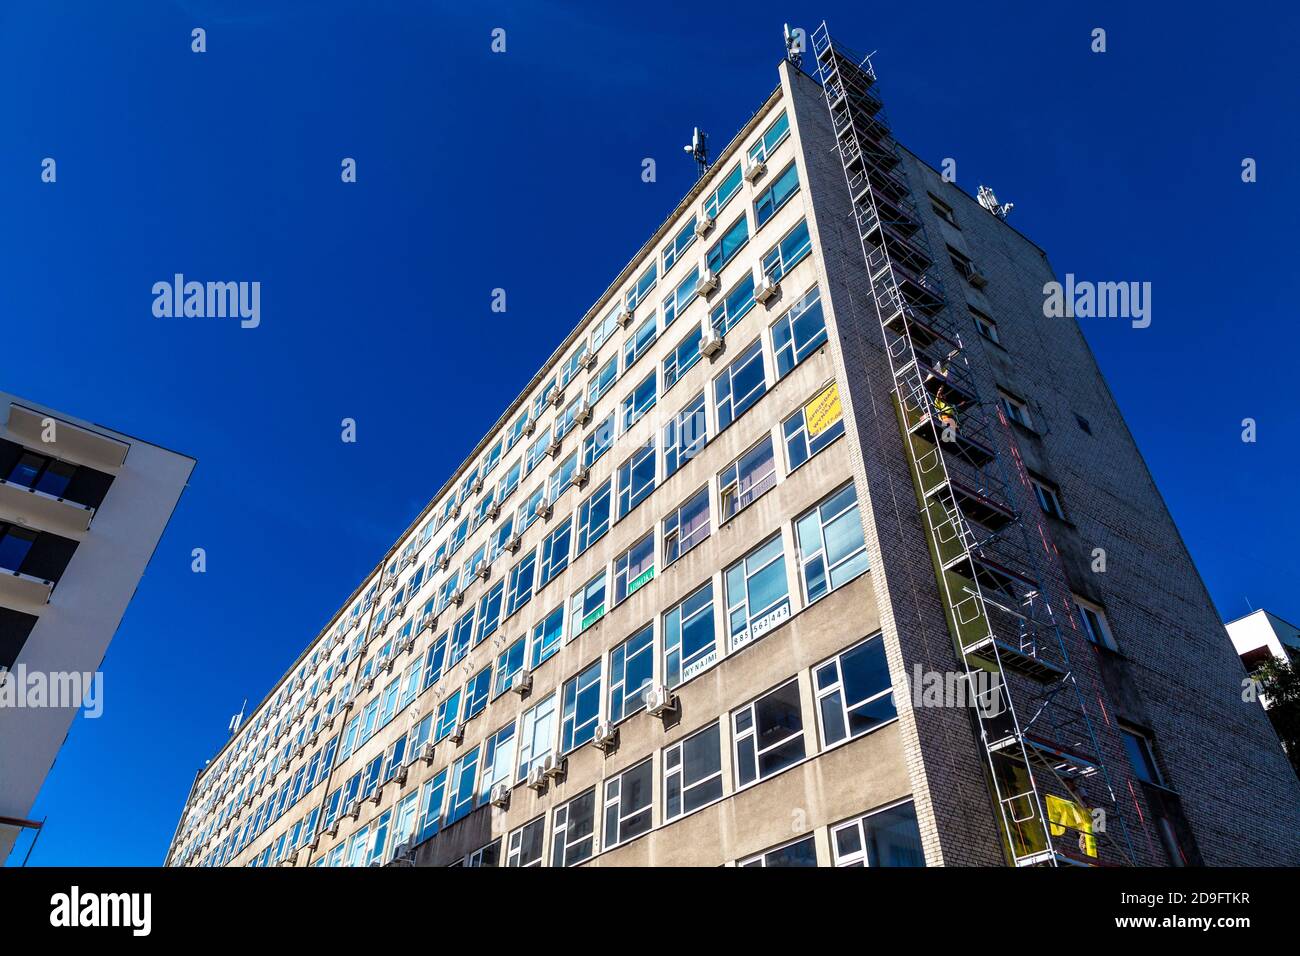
[3,1,1296,865]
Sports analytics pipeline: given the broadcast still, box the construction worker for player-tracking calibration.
[934,386,958,437]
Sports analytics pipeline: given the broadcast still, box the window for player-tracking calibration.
[815,635,895,746]
[538,517,572,587]
[5,452,79,499]
[623,315,658,369]
[590,306,620,354]
[582,414,615,469]
[422,633,447,690]
[462,665,492,721]
[703,163,743,219]
[434,689,462,741]
[555,397,582,440]
[616,441,656,518]
[738,836,817,868]
[506,549,537,615]
[998,389,1034,429]
[561,660,602,752]
[479,722,517,802]
[613,533,655,604]
[725,535,791,653]
[733,679,806,788]
[1073,595,1118,651]
[588,356,618,405]
[949,246,976,281]
[525,426,551,475]
[1075,413,1092,434]
[664,583,716,687]
[608,624,654,722]
[494,637,526,697]
[784,383,844,470]
[1031,475,1066,519]
[661,267,699,327]
[490,516,515,560]
[970,307,1000,344]
[0,524,37,573]
[796,484,869,602]
[719,436,777,521]
[748,110,790,164]
[625,262,657,311]
[754,162,800,227]
[663,323,703,390]
[663,392,707,476]
[465,840,500,868]
[664,721,723,820]
[446,747,480,825]
[709,273,756,336]
[662,216,698,271]
[929,193,957,226]
[771,286,827,377]
[476,581,504,643]
[575,480,612,553]
[761,218,812,281]
[714,338,767,430]
[621,371,657,430]
[663,486,710,566]
[569,572,607,636]
[506,817,546,867]
[831,801,925,867]
[1121,726,1165,786]
[603,758,652,848]
[705,215,749,274]
[551,789,597,867]
[530,605,564,668]
[450,606,475,665]
[516,693,557,781]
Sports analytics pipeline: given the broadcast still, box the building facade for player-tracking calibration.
[166,30,1300,869]
[1,394,194,862]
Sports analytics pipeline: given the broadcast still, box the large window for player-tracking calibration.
[815,635,896,746]
[603,758,653,849]
[616,441,656,518]
[761,218,812,282]
[608,624,654,722]
[703,163,743,219]
[625,262,658,311]
[710,273,756,336]
[754,162,800,227]
[664,721,723,820]
[445,747,480,825]
[506,549,537,615]
[705,215,749,274]
[538,517,572,587]
[621,371,657,430]
[714,339,767,429]
[784,382,844,470]
[748,110,790,164]
[516,694,557,781]
[772,286,827,377]
[462,665,492,721]
[1073,595,1118,651]
[530,604,564,668]
[623,315,658,369]
[582,414,615,469]
[662,267,699,327]
[588,356,618,405]
[450,606,475,665]
[575,480,612,553]
[830,801,925,867]
[561,660,602,752]
[740,835,817,867]
[613,533,655,604]
[796,484,869,603]
[733,678,806,788]
[663,324,703,390]
[718,435,777,521]
[434,689,462,742]
[506,817,546,867]
[570,572,607,636]
[551,789,597,867]
[664,583,716,687]
[663,393,707,476]
[662,216,698,271]
[494,637,526,698]
[479,722,517,802]
[725,535,791,653]
[663,486,710,566]
[476,581,504,644]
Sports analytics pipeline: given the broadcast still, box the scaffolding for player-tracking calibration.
[811,22,1137,867]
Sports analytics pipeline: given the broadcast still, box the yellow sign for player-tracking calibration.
[804,382,842,438]
[1046,794,1097,859]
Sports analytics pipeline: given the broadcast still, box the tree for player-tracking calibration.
[1253,656,1300,778]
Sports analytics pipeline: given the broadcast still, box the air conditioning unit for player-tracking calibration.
[575,400,593,425]
[376,620,389,638]
[285,849,299,866]
[743,157,767,183]
[309,730,320,746]
[450,587,465,607]
[968,269,989,289]
[573,464,590,486]
[542,754,566,781]
[403,637,417,655]
[394,765,409,787]
[578,351,596,370]
[644,684,677,717]
[420,614,437,633]
[437,554,450,571]
[523,419,537,437]
[615,304,634,328]
[490,784,511,809]
[324,715,336,731]
[548,387,566,408]
[347,800,362,821]
[474,560,491,581]
[392,841,414,865]
[368,787,383,806]
[754,275,779,303]
[363,676,376,692]
[419,742,436,764]
[243,794,253,809]
[592,722,619,752]
[694,214,715,238]
[450,722,467,745]
[695,267,720,297]
[701,326,724,357]
[398,599,410,617]
[504,532,522,553]
[295,743,306,758]
[527,765,547,792]
[545,438,562,459]
[384,657,396,674]
[307,836,320,851]
[486,501,501,520]
[534,498,553,520]
[327,819,341,838]
[450,502,462,519]
[470,475,484,494]
[511,670,533,697]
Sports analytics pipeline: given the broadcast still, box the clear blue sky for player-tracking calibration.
[3,1,1296,865]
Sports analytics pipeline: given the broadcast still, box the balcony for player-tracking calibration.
[6,403,129,470]
[0,477,94,534]
[0,567,53,607]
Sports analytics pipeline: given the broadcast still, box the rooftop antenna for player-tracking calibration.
[227,698,247,737]
[977,184,1014,220]
[683,127,709,178]
[784,23,803,68]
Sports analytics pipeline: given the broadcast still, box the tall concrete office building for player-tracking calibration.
[166,26,1300,868]
[1,394,193,862]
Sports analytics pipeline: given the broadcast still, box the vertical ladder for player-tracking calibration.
[811,22,1136,867]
